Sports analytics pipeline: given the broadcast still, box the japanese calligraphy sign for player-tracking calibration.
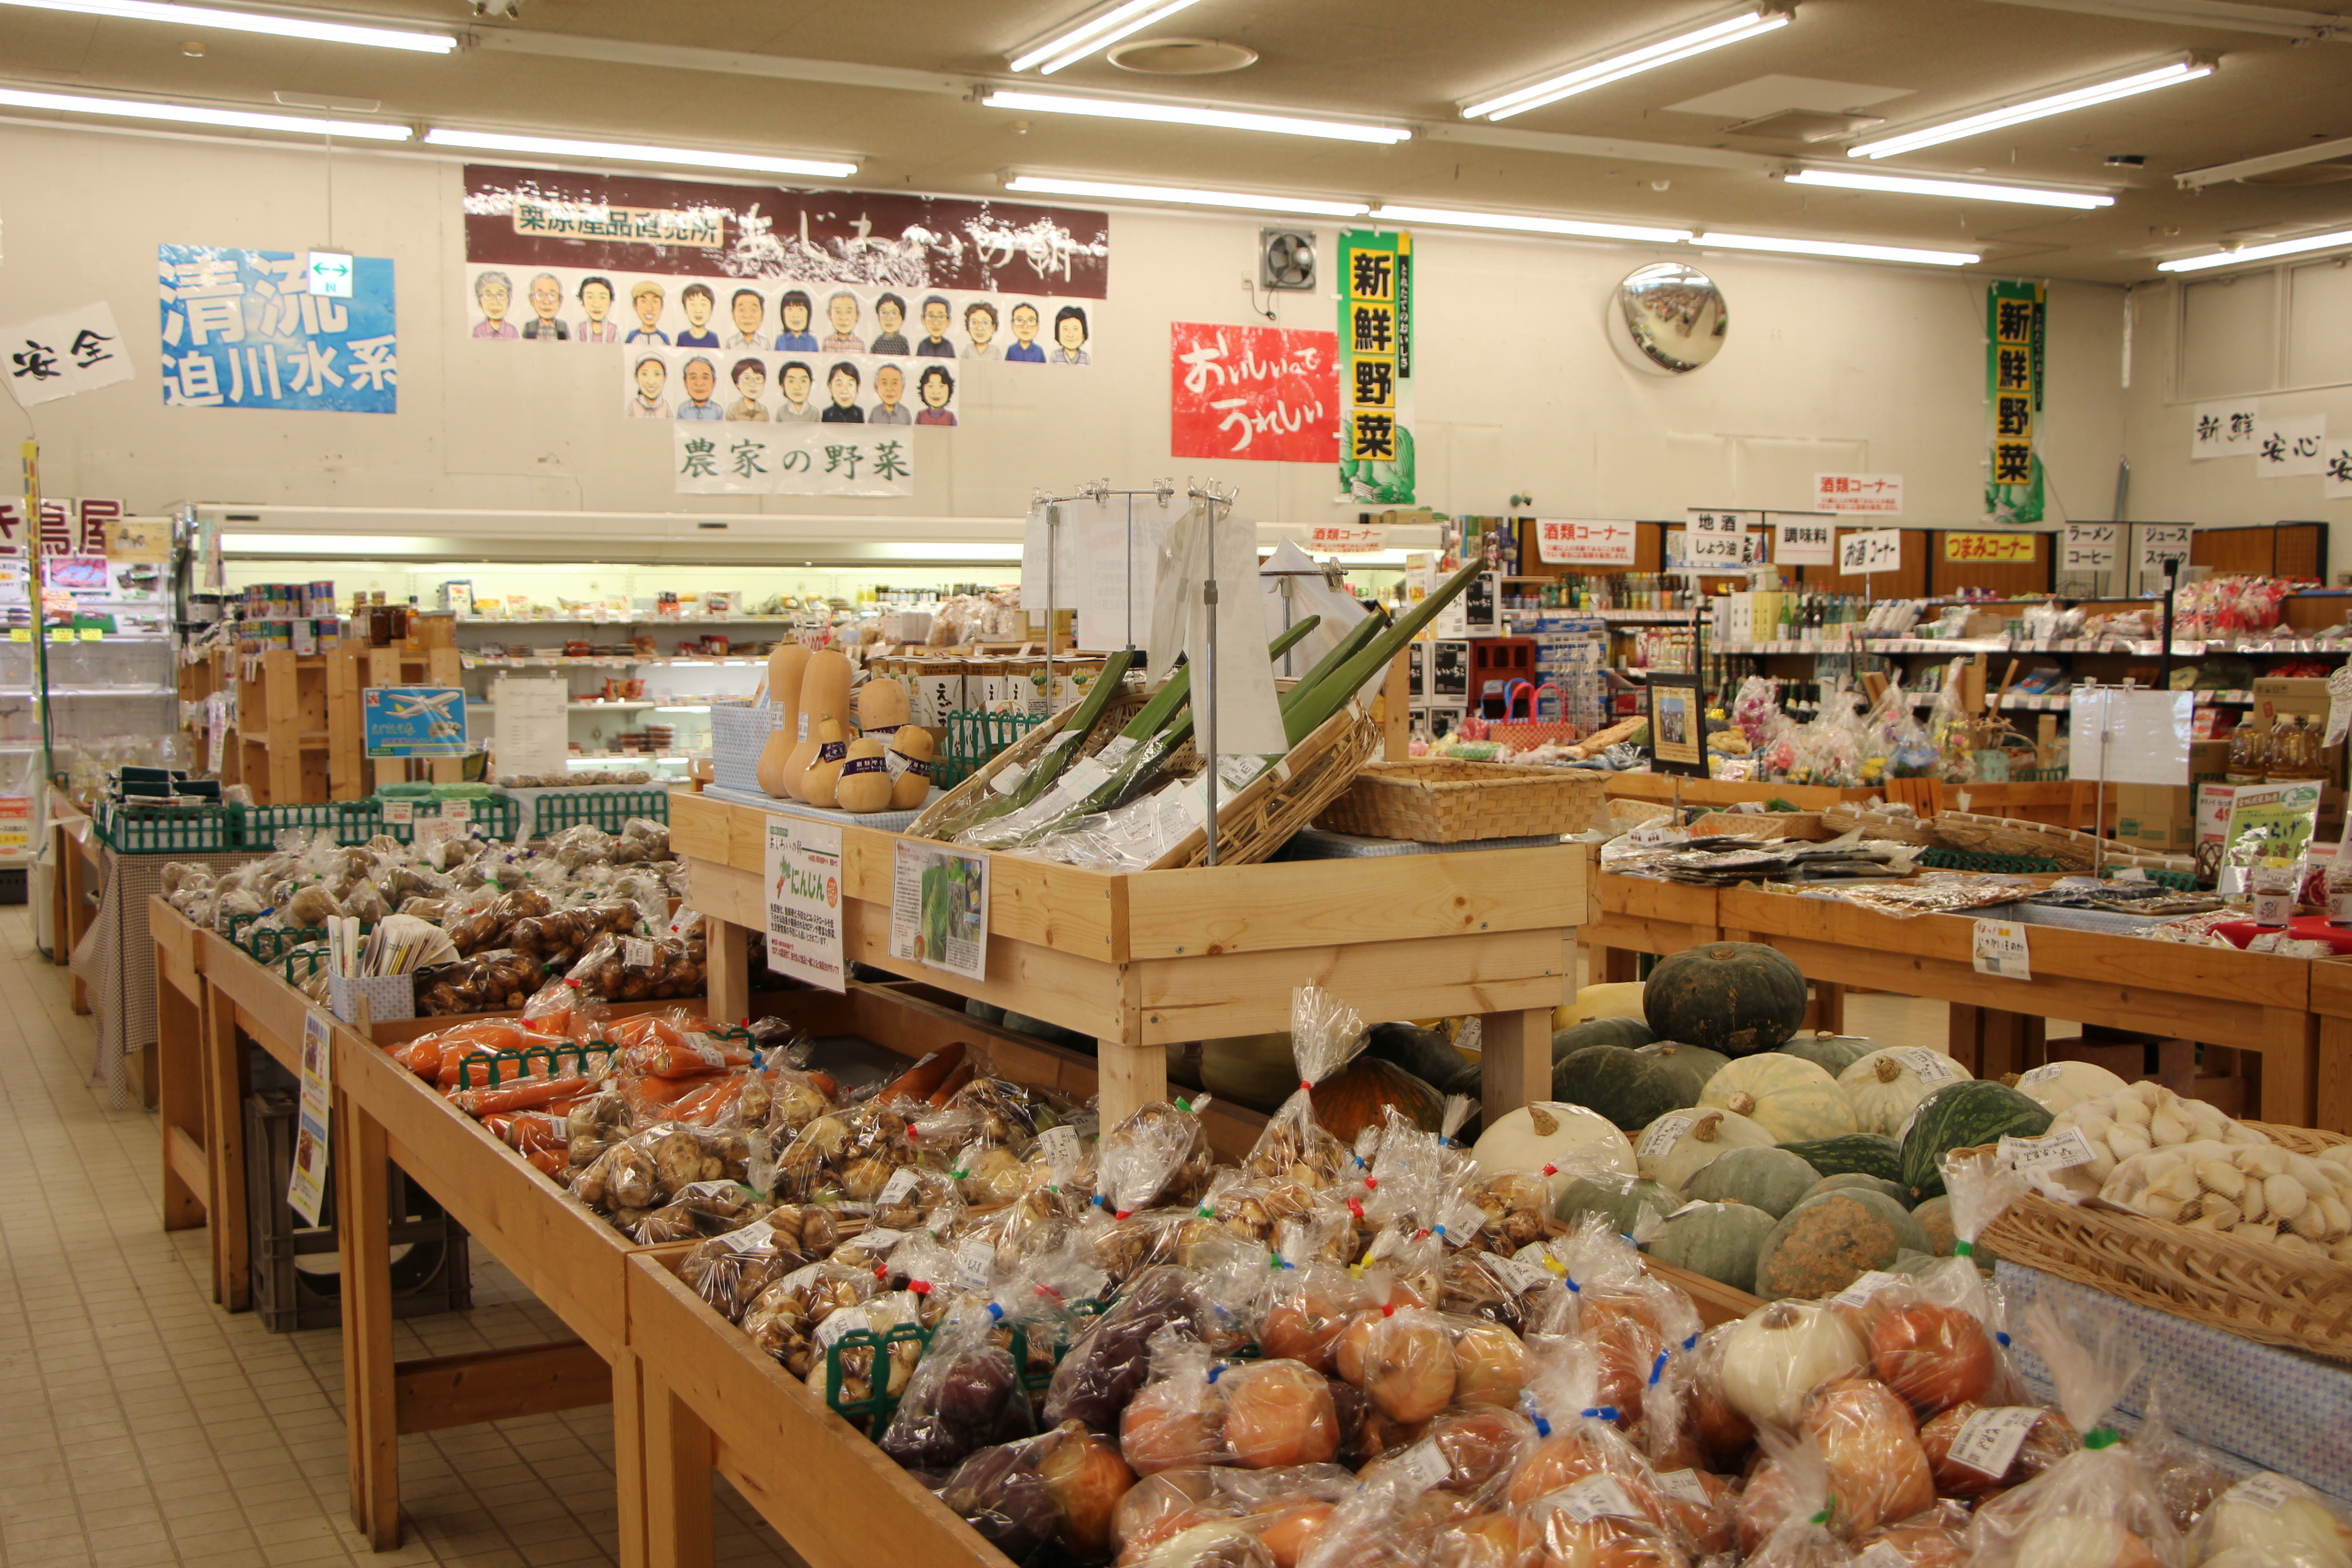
[1338,229,1415,504]
[1684,510,1759,565]
[1943,533,2036,564]
[2,302,133,407]
[1984,281,2045,524]
[622,346,957,426]
[1813,473,1904,514]
[1307,524,1387,554]
[2061,523,2118,574]
[672,424,912,497]
[1838,528,1903,574]
[2190,398,2259,460]
[158,246,396,413]
[2327,436,2352,501]
[1169,321,1338,463]
[1771,516,1835,566]
[2256,412,2328,478]
[2136,524,2192,593]
[0,497,117,559]
[1535,518,1639,566]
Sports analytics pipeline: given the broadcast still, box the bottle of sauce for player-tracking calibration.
[2225,714,2270,784]
[2267,713,2325,782]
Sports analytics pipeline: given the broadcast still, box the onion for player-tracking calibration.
[1120,1379,1225,1475]
[1734,1458,1798,1557]
[1426,1511,1534,1568]
[2196,1475,2352,1568]
[1451,1322,1529,1408]
[1918,1403,2078,1497]
[1112,1470,1226,1559]
[1798,1374,1935,1538]
[1425,1406,1535,1493]
[1346,1308,1456,1424]
[2014,1515,2165,1568]
[1852,1499,1972,1568]
[1720,1299,1867,1429]
[1263,1279,1367,1373]
[1223,1360,1339,1470]
[1253,1501,1334,1568]
[1868,1302,1998,1418]
[1580,1293,1665,1426]
[1036,1421,1136,1559]
[1653,1466,1735,1556]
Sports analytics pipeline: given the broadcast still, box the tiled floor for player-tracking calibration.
[0,906,797,1568]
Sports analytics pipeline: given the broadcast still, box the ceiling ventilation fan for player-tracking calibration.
[1259,228,1318,290]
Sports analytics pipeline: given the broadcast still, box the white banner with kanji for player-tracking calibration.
[671,423,913,496]
[1534,517,1637,565]
[3,302,133,407]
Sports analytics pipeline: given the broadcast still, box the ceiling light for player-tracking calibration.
[1785,169,2113,209]
[1979,0,2352,44]
[2157,225,2352,271]
[1697,230,1980,264]
[1463,7,1792,122]
[1011,0,1202,74]
[1004,173,1367,217]
[1372,203,1692,242]
[0,83,410,138]
[0,0,456,51]
[2177,133,2352,190]
[982,89,1410,144]
[1847,60,2211,159]
[422,128,855,178]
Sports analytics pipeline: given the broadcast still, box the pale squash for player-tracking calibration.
[1553,981,1647,1034]
[1633,1042,1730,1105]
[835,736,894,812]
[1685,1145,1820,1218]
[1635,1106,1775,1190]
[799,713,848,807]
[1646,1201,1776,1294]
[2010,1058,2130,1116]
[766,642,810,745]
[887,727,936,809]
[1472,1101,1635,1204]
[1781,1033,1879,1078]
[1555,1169,1677,1233]
[783,649,853,799]
[1198,1033,1298,1111]
[1700,1055,1858,1144]
[1753,1188,1928,1299]
[1838,1047,1975,1138]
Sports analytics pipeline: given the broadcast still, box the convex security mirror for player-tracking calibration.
[1613,261,1728,374]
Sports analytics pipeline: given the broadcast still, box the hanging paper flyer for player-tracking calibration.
[287,1011,334,1227]
[889,838,987,982]
[764,817,846,992]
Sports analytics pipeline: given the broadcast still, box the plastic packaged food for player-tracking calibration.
[1042,1265,1215,1436]
[1798,1373,1936,1540]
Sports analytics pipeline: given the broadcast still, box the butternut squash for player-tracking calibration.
[799,713,848,807]
[753,714,797,798]
[836,736,894,812]
[887,726,936,809]
[783,649,853,799]
[756,641,811,799]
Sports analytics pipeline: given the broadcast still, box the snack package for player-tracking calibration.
[1965,1298,2186,1568]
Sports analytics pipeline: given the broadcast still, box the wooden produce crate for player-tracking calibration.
[2305,956,2352,1137]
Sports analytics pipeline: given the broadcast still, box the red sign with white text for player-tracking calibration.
[1170,321,1339,464]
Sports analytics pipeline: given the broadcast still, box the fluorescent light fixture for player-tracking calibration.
[423,128,855,178]
[1004,173,1368,217]
[982,89,1409,144]
[0,83,411,138]
[220,533,442,554]
[1463,8,1790,122]
[1847,60,2211,159]
[2158,225,2352,271]
[1373,202,1691,242]
[1697,230,1980,265]
[1785,169,2113,209]
[0,0,455,52]
[1010,0,1201,74]
[2177,133,2352,190]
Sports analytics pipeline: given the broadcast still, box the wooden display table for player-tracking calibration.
[672,789,1595,1128]
[2305,957,2352,1136]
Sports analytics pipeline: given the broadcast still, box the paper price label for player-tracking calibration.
[812,1305,868,1354]
[877,1166,923,1206]
[1636,1114,1694,1159]
[1545,1476,1640,1524]
[1896,1048,1964,1084]
[1999,1127,2097,1174]
[774,1262,825,1297]
[382,799,415,825]
[1629,823,1687,848]
[623,936,656,968]
[1651,1470,1710,1507]
[856,1226,908,1256]
[1831,1270,1903,1309]
[1037,1123,1082,1170]
[667,906,701,939]
[952,1238,995,1290]
[1402,1441,1452,1489]
[716,1219,777,1254]
[674,1180,750,1201]
[442,799,472,823]
[2017,1063,2066,1088]
[1946,1406,2043,1478]
[798,712,810,742]
[1490,1253,1553,1294]
[1064,756,1111,795]
[1972,919,2031,980]
[2227,1474,2299,1513]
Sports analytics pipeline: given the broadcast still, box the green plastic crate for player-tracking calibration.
[1916,846,2066,875]
[933,710,1046,789]
[240,799,387,848]
[93,801,245,855]
[524,788,671,835]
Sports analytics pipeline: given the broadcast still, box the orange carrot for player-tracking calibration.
[449,1073,588,1117]
[928,1060,977,1108]
[878,1042,964,1103]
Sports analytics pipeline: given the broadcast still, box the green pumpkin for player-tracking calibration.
[1686,1146,1821,1218]
[1364,1021,1481,1096]
[1557,1169,1679,1234]
[965,999,1007,1025]
[1551,1017,1656,1058]
[1777,1133,1904,1184]
[1780,1033,1878,1078]
[1913,1194,1957,1256]
[1198,1032,1305,1112]
[1801,1172,1912,1210]
[1643,942,1809,1057]
[1632,1042,1731,1106]
[1900,1080,2053,1200]
[1553,1045,1687,1132]
[1754,1188,1930,1299]
[1646,1201,1777,1294]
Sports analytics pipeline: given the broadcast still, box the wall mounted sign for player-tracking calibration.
[2,301,132,407]
[1338,229,1414,504]
[159,246,397,413]
[1984,280,2044,524]
[1169,321,1338,463]
[1814,473,1904,514]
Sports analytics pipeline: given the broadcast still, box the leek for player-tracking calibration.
[931,646,1138,838]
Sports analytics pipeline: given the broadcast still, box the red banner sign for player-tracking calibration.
[1170,321,1338,464]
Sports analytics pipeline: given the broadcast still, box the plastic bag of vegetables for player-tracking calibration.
[1242,985,1366,1190]
[1740,1427,1851,1568]
[1505,1342,1692,1565]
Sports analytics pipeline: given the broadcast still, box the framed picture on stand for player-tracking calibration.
[1645,673,1708,777]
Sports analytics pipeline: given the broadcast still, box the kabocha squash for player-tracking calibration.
[1754,1188,1929,1299]
[1635,1106,1774,1190]
[1781,1032,1879,1078]
[1643,942,1809,1056]
[1554,981,1647,1033]
[1685,1146,1821,1218]
[1555,1168,1678,1233]
[1366,1022,1480,1096]
[1199,1033,1299,1111]
[1312,1057,1446,1143]
[1778,1133,1904,1185]
[1473,1102,1636,1204]
[1553,1045,1685,1132]
[1801,1172,1911,1210]
[1632,1041,1730,1105]
[1550,1017,1654,1058]
[1646,1201,1776,1294]
[1838,1047,1974,1138]
[1899,1080,2052,1200]
[1699,1054,1858,1143]
[1912,1195,1957,1256]
[2010,1058,2129,1115]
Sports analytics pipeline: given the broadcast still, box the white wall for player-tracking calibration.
[1,120,2128,533]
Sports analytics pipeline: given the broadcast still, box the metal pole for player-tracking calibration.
[1044,502,1059,652]
[1202,507,1220,868]
[2092,687,2110,879]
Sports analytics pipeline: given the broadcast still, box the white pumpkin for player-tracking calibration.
[1636,1106,1775,1190]
[1474,1101,1636,1204]
[1838,1046,1976,1138]
[2013,1058,2131,1116]
[2191,1475,2352,1568]
[1719,1298,1866,1428]
[1554,981,1646,1034]
[2014,1514,2157,1568]
[1699,1054,1858,1143]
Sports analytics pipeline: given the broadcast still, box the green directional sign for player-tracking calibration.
[306,250,354,299]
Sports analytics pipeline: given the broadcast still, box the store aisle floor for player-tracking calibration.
[0,908,798,1568]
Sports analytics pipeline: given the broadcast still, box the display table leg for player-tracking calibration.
[2320,1016,2352,1136]
[612,1348,652,1568]
[1976,1010,2034,1082]
[1946,1005,1984,1078]
[1479,1007,1553,1127]
[205,985,250,1310]
[62,832,91,1014]
[1096,1037,1167,1129]
[336,1091,400,1548]
[2256,1004,2317,1128]
[641,1361,714,1568]
[1806,982,1847,1035]
[155,963,206,1232]
[704,915,752,1027]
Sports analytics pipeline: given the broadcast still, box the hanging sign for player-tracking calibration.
[2,301,133,407]
[362,686,467,757]
[1838,528,1903,573]
[2062,522,2118,575]
[1814,473,1904,514]
[2256,413,2328,478]
[1771,516,1835,565]
[2136,524,2192,593]
[1534,518,1638,566]
[1984,280,2045,524]
[1683,510,1755,566]
[2191,398,2259,459]
[1338,229,1415,504]
[1170,321,1338,463]
[1943,533,2037,564]
[159,245,397,412]
[1307,524,1387,554]
[764,818,846,992]
[672,423,912,497]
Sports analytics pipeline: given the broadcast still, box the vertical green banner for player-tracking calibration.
[1984,279,2045,524]
[1338,229,1415,504]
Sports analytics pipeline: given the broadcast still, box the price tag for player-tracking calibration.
[986,761,1028,796]
[1831,1269,1903,1309]
[1999,1127,2097,1174]
[856,1226,908,1256]
[1652,1470,1710,1507]
[2227,1474,2300,1513]
[1629,822,1688,849]
[774,1262,824,1296]
[2017,1063,2067,1088]
[1896,1048,1964,1085]
[667,905,701,940]
[715,1218,777,1254]
[674,1180,750,1201]
[1636,1114,1694,1159]
[623,936,656,968]
[381,799,416,825]
[798,712,810,742]
[812,1305,868,1354]
[952,1238,995,1290]
[76,627,103,641]
[1064,756,1111,795]
[1037,1123,1082,1170]
[877,1166,922,1206]
[1665,1200,1712,1220]
[6,630,27,642]
[1489,1252,1553,1294]
[47,628,71,642]
[1401,1441,1452,1489]
[1972,919,2031,980]
[1945,1406,2043,1478]
[442,799,472,823]
[1544,1475,1641,1524]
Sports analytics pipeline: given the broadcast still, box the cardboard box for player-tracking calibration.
[2115,783,2197,852]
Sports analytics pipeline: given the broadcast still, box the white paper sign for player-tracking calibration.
[1307,524,1387,554]
[765,818,846,992]
[2061,522,2118,575]
[1947,1406,2043,1478]
[1534,517,1639,566]
[2257,412,2328,478]
[2328,437,2352,501]
[2136,524,2192,592]
[286,1011,334,1227]
[1973,919,2031,980]
[492,676,569,779]
[1771,515,1836,565]
[2191,399,2259,459]
[672,422,913,497]
[2068,687,2195,786]
[1,301,135,407]
[889,838,988,982]
[1024,495,1181,653]
[1814,472,1904,514]
[1838,528,1903,574]
[1683,509,1754,565]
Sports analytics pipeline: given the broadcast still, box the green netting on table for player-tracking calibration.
[1916,847,2066,875]
[934,710,1046,789]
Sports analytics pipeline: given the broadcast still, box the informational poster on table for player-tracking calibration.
[158,246,397,412]
[763,818,845,992]
[1168,321,1338,462]
[286,1011,333,1227]
[889,838,987,982]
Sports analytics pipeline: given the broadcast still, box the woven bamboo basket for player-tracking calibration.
[1818,803,1942,847]
[1315,760,1607,844]
[1934,810,2099,870]
[1687,810,1829,841]
[1980,1118,2352,1363]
